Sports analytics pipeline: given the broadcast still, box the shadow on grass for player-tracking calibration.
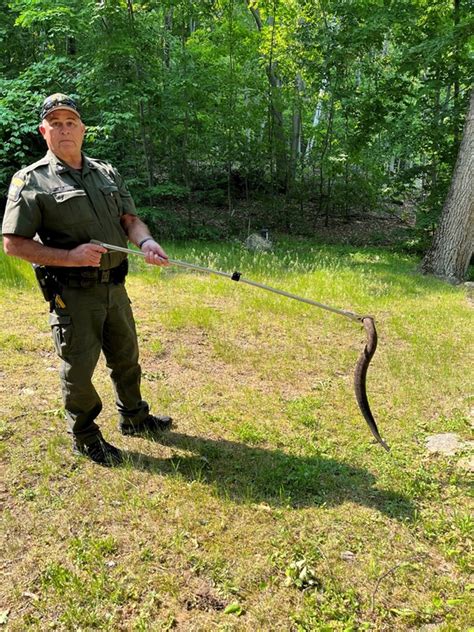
[124,431,414,520]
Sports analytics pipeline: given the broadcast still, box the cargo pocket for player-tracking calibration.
[49,313,72,357]
[100,184,121,217]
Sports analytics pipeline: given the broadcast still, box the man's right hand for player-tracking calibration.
[2,235,106,268]
[67,243,107,267]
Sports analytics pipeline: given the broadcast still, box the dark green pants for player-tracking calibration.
[48,281,149,446]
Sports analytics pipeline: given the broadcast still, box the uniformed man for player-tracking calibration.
[2,93,172,466]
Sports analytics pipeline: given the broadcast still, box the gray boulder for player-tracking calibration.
[244,230,273,252]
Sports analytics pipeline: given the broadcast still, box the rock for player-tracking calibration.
[244,231,273,252]
[20,387,36,396]
[425,433,465,455]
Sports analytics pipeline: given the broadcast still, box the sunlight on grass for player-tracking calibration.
[0,247,36,289]
[162,304,221,331]
[1,238,472,631]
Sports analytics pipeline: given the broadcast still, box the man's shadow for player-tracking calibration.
[124,432,414,520]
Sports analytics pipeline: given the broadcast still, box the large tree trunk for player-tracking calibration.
[420,87,474,282]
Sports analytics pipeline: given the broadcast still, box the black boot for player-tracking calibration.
[120,414,173,436]
[73,435,123,466]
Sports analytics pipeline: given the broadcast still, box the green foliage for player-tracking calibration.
[285,558,320,590]
[1,0,472,238]
[144,183,191,202]
[136,205,222,240]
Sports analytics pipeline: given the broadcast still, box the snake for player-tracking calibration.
[354,317,390,451]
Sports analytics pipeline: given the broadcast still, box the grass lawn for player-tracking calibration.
[0,239,472,631]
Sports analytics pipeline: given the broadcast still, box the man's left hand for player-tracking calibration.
[141,239,170,266]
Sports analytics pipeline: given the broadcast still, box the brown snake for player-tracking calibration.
[354,317,390,451]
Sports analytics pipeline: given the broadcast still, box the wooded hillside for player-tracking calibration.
[1,0,472,241]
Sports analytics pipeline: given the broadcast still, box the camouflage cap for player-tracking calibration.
[40,93,81,120]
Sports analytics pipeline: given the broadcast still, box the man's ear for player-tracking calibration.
[39,124,46,137]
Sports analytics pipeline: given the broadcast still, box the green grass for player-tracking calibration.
[0,239,472,630]
[0,251,36,288]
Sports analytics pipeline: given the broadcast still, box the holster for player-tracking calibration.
[33,264,61,302]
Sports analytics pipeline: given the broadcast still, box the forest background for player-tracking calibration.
[0,0,472,257]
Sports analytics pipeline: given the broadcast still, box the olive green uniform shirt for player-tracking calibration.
[2,150,135,269]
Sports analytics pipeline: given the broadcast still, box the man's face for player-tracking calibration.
[39,109,85,160]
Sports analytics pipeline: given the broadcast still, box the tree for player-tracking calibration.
[1,0,473,238]
[420,86,474,282]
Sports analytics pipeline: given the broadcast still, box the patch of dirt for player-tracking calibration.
[312,213,412,246]
[184,583,226,612]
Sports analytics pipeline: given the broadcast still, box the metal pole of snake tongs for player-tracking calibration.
[91,240,361,322]
[91,239,390,451]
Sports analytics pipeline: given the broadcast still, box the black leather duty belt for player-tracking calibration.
[48,259,129,288]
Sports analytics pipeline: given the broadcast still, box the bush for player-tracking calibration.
[136,205,225,240]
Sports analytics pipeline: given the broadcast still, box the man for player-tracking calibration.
[2,93,172,466]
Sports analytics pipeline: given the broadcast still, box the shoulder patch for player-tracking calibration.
[8,176,25,202]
